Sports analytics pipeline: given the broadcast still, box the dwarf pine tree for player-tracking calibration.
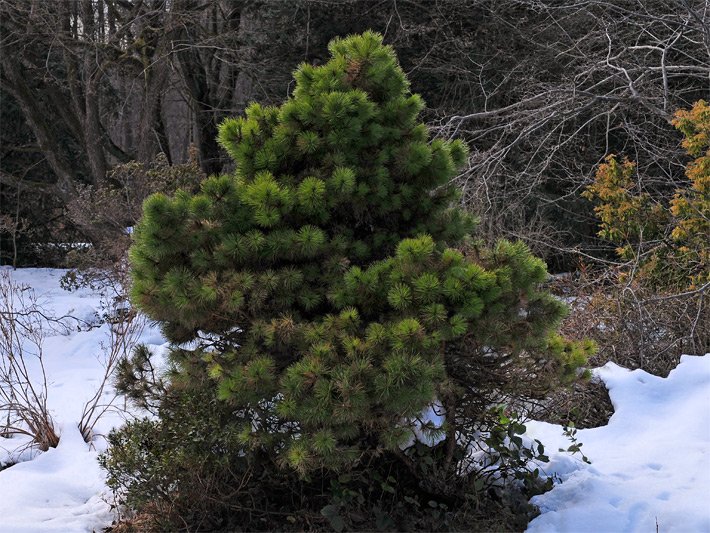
[130,32,590,475]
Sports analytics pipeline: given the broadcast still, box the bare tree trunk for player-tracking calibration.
[0,57,79,203]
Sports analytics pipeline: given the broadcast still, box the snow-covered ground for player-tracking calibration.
[0,268,708,532]
[526,355,710,533]
[0,268,167,532]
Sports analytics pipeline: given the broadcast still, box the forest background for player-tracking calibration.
[3,0,708,372]
[1,0,707,268]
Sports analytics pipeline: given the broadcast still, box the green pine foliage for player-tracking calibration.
[129,31,590,476]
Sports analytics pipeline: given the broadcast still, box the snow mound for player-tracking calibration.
[0,268,166,532]
[0,425,113,533]
[526,354,710,533]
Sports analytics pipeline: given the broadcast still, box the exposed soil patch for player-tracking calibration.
[539,378,615,429]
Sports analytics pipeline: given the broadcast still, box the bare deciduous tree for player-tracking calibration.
[0,270,60,451]
[434,0,709,265]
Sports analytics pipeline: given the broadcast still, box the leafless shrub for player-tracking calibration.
[0,210,29,269]
[0,265,149,451]
[553,269,709,377]
[78,296,146,444]
[508,261,708,429]
[66,151,203,262]
[434,0,709,265]
[62,151,204,294]
[0,270,59,451]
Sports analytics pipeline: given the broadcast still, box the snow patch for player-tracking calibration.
[0,268,165,531]
[526,354,710,533]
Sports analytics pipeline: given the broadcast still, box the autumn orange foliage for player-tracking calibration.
[584,101,710,289]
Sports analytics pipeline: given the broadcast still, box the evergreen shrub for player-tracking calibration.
[105,31,592,530]
[584,100,709,290]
